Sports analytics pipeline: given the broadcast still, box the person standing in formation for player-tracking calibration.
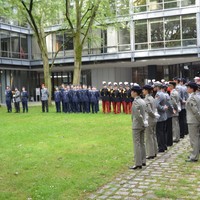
[129,85,148,170]
[185,82,200,162]
[142,84,159,159]
[13,87,21,113]
[54,86,62,112]
[100,81,110,113]
[5,86,13,113]
[41,84,49,112]
[21,87,29,113]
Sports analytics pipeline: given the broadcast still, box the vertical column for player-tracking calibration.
[196,2,200,57]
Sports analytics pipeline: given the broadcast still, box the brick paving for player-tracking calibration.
[88,135,200,200]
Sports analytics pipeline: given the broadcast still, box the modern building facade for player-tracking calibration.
[0,0,200,103]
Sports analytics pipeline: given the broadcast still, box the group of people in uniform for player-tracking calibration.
[129,77,200,170]
[100,81,133,114]
[5,86,29,113]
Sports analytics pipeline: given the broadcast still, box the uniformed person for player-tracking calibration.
[143,84,159,159]
[108,82,113,113]
[129,85,148,170]
[41,84,49,112]
[154,82,168,152]
[185,82,200,162]
[54,86,62,112]
[62,85,71,113]
[82,84,90,113]
[21,86,29,113]
[111,82,121,114]
[119,82,125,113]
[169,81,180,143]
[123,82,132,114]
[100,81,110,113]
[5,86,13,113]
[13,87,21,113]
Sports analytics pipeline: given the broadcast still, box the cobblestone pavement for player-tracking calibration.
[88,135,200,200]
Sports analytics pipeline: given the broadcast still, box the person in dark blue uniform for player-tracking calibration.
[60,84,65,112]
[21,86,29,113]
[82,84,90,113]
[62,86,71,113]
[5,86,13,113]
[54,86,62,112]
[71,86,79,113]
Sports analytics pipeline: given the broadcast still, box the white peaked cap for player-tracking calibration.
[130,82,134,86]
[102,81,106,84]
[152,79,156,82]
[133,83,139,86]
[161,79,165,83]
[124,81,129,85]
[119,82,123,85]
[113,82,118,85]
[108,82,112,85]
[194,76,200,80]
[147,79,151,83]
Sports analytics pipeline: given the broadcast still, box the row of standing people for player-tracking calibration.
[100,81,133,114]
[53,84,100,114]
[130,77,200,170]
[5,86,28,113]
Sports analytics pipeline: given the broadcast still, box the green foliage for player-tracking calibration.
[0,106,133,200]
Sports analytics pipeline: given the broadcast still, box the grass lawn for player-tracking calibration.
[0,105,133,200]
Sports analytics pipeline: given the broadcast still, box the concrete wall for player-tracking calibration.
[91,67,132,89]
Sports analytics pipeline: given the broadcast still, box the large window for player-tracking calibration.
[135,20,148,50]
[164,16,181,47]
[182,15,197,46]
[0,30,10,57]
[150,18,164,48]
[118,27,130,51]
[134,14,197,50]
[133,0,196,13]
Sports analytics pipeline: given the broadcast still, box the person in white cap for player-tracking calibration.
[111,82,121,114]
[123,82,132,114]
[100,81,110,113]
[119,82,125,113]
[108,82,113,113]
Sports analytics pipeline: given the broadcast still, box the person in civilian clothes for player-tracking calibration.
[41,84,49,112]
[100,81,110,113]
[154,81,168,152]
[185,82,200,162]
[54,86,62,112]
[5,86,13,113]
[21,87,28,113]
[129,85,148,170]
[13,87,21,113]
[143,84,159,159]
[169,81,180,143]
[123,82,132,114]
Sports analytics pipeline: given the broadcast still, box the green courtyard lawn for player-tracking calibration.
[0,105,133,200]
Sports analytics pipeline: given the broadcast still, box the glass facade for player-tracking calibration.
[0,30,28,59]
[135,14,197,50]
[133,0,196,13]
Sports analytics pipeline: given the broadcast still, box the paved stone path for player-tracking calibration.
[88,135,200,200]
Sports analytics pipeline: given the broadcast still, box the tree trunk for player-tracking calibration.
[73,33,83,85]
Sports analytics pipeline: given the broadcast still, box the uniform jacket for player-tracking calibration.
[111,89,121,102]
[186,92,200,124]
[144,94,157,124]
[62,90,71,103]
[155,90,167,122]
[123,89,132,103]
[54,91,62,102]
[41,88,49,101]
[21,91,28,102]
[164,92,173,118]
[5,89,13,101]
[14,91,21,102]
[170,89,179,116]
[132,96,147,130]
[100,88,110,101]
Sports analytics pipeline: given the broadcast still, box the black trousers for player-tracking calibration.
[179,109,187,138]
[156,121,167,152]
[6,100,12,112]
[22,101,28,112]
[55,101,61,112]
[166,117,173,146]
[42,100,48,112]
[15,102,20,113]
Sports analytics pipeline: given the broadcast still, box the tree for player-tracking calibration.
[64,0,128,85]
[1,0,64,103]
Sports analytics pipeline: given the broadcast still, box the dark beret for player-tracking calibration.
[143,84,153,90]
[131,85,142,92]
[169,81,176,87]
[186,82,198,90]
